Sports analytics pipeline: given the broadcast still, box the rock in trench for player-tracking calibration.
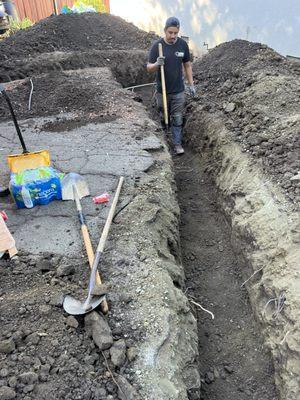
[115,374,140,400]
[0,386,16,400]
[84,311,113,350]
[110,339,127,367]
[0,339,15,354]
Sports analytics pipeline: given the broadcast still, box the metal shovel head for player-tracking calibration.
[63,294,106,315]
[61,172,89,200]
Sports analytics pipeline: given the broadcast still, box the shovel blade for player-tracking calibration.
[62,172,89,200]
[63,294,105,315]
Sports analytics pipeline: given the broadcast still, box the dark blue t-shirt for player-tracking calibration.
[148,37,191,94]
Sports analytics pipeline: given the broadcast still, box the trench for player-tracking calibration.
[135,85,278,399]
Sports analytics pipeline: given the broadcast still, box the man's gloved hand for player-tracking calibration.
[156,56,165,66]
[188,84,196,97]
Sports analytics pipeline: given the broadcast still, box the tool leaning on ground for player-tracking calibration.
[63,176,124,316]
[158,42,169,131]
[0,83,50,173]
[62,172,109,314]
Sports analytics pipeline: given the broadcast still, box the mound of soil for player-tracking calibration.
[0,67,136,121]
[0,13,157,63]
[191,39,300,208]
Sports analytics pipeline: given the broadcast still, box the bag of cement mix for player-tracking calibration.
[10,167,64,209]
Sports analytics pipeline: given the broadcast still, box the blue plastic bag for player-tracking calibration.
[10,167,64,209]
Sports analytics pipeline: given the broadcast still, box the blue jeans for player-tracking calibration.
[156,91,185,145]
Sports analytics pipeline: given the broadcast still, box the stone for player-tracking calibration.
[56,263,75,277]
[110,339,126,367]
[66,316,79,329]
[115,374,140,400]
[0,386,16,400]
[205,371,215,384]
[8,377,17,388]
[224,365,234,374]
[0,369,9,378]
[126,347,138,362]
[224,102,236,113]
[0,339,15,354]
[39,305,52,315]
[22,385,35,394]
[49,293,64,307]
[25,332,40,345]
[84,312,113,350]
[18,371,39,385]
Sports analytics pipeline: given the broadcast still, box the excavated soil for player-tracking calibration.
[0,13,156,60]
[190,39,300,208]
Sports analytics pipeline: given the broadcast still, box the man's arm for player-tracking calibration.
[184,61,196,96]
[147,40,164,73]
[147,62,159,73]
[183,61,193,86]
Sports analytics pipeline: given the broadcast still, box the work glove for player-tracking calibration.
[188,84,196,97]
[156,56,165,66]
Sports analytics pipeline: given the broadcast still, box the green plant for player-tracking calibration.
[2,17,33,38]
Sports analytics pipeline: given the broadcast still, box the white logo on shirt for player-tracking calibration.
[175,51,184,57]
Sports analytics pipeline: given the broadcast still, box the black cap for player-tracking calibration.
[165,17,180,29]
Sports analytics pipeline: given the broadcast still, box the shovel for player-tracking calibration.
[62,173,108,313]
[0,84,51,173]
[63,176,124,316]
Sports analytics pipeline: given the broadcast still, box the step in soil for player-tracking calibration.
[175,150,278,400]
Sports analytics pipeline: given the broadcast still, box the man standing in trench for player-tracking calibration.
[147,16,195,155]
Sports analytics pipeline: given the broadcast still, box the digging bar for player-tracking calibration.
[158,43,169,130]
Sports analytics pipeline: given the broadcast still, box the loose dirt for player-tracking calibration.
[191,39,300,209]
[0,13,156,61]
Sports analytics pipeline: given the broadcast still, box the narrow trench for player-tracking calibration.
[136,85,278,400]
[175,151,278,400]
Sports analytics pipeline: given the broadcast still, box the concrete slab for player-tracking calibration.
[0,116,156,256]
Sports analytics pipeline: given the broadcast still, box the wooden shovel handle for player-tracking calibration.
[81,225,101,284]
[81,225,109,313]
[158,43,168,127]
[96,177,124,253]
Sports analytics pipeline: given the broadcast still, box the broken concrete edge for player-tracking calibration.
[185,110,300,400]
[105,143,200,399]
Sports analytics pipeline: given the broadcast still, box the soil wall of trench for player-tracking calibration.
[184,109,300,400]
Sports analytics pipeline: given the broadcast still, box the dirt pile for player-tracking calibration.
[191,39,300,209]
[0,13,156,116]
[0,12,156,61]
[0,67,137,121]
